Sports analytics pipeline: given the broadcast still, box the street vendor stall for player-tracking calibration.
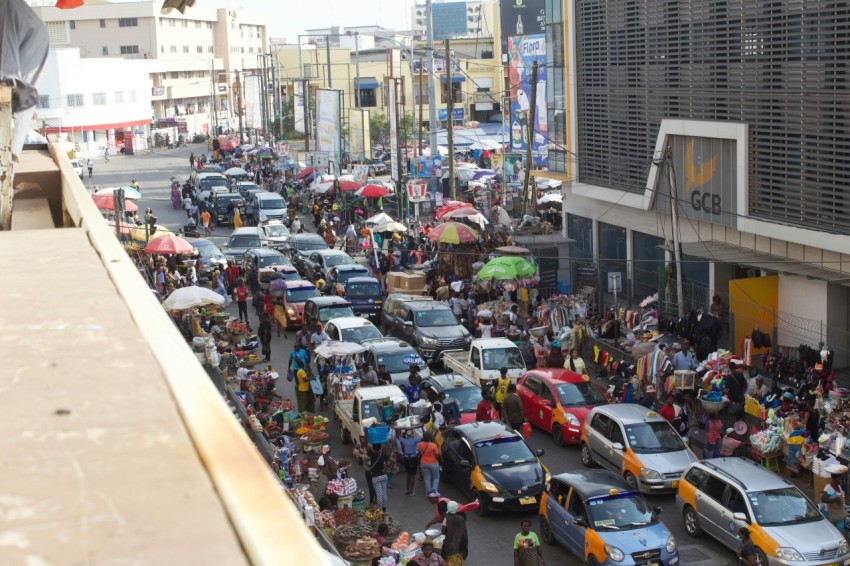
[314,340,368,406]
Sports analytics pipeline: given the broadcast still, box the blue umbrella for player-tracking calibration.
[472,170,496,180]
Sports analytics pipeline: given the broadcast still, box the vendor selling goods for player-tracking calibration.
[821,464,849,533]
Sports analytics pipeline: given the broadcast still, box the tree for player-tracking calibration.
[370,113,389,148]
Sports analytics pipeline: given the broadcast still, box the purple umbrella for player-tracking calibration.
[472,170,496,180]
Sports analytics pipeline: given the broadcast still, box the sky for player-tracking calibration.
[174,0,415,41]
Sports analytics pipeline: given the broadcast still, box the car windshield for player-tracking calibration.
[376,351,424,373]
[442,386,482,413]
[194,243,223,259]
[747,488,822,526]
[481,347,525,370]
[588,493,657,530]
[415,309,458,327]
[474,436,536,468]
[624,421,686,454]
[217,196,241,207]
[229,236,261,248]
[284,271,301,281]
[555,382,607,407]
[340,325,382,343]
[200,178,227,188]
[347,281,381,298]
[295,239,327,251]
[286,287,319,302]
[258,254,290,267]
[265,224,289,238]
[259,198,286,209]
[326,255,354,267]
[319,305,355,321]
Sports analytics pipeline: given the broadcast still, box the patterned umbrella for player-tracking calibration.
[356,184,391,198]
[144,235,194,255]
[296,167,315,180]
[477,256,537,280]
[434,200,470,221]
[426,222,479,244]
[92,194,138,212]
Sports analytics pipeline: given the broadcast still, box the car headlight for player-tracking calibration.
[480,481,499,494]
[840,539,849,555]
[286,307,295,315]
[640,468,661,480]
[463,335,472,343]
[775,547,804,561]
[666,536,677,554]
[420,336,439,346]
[544,472,551,484]
[604,545,625,562]
[564,413,580,427]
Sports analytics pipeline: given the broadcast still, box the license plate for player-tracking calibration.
[519,496,537,505]
[671,480,679,489]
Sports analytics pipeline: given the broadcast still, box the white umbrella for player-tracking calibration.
[162,286,224,310]
[537,193,563,205]
[224,167,248,176]
[423,146,449,156]
[373,221,407,233]
[314,340,368,358]
[95,186,142,200]
[455,168,478,182]
[469,139,502,151]
[537,178,562,190]
[311,182,332,194]
[365,212,395,226]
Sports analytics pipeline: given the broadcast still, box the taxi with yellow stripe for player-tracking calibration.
[440,421,550,516]
[539,469,679,565]
[677,458,850,565]
[580,405,697,493]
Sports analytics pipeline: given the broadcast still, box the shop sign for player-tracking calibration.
[406,180,429,203]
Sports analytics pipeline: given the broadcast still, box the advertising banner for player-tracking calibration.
[293,80,306,133]
[388,80,399,182]
[406,179,429,203]
[349,108,371,163]
[244,74,262,130]
[500,0,546,43]
[507,34,548,167]
[503,153,526,186]
[308,151,330,176]
[315,89,342,164]
[410,155,443,178]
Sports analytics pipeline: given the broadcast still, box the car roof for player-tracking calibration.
[453,421,519,442]
[246,247,285,257]
[553,470,633,499]
[290,234,325,241]
[525,368,587,384]
[474,338,518,348]
[184,238,215,247]
[307,296,350,306]
[592,404,665,425]
[406,301,452,311]
[327,316,378,329]
[347,276,379,283]
[197,172,225,179]
[216,193,242,199]
[387,293,433,302]
[693,458,791,493]
[314,249,349,257]
[334,265,369,272]
[365,338,415,352]
[255,192,284,200]
[231,227,262,236]
[424,373,475,389]
[285,279,316,289]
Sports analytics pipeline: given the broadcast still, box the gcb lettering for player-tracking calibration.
[690,190,722,215]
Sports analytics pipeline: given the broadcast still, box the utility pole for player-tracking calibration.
[417,56,424,159]
[303,79,311,152]
[521,61,538,217]
[208,58,216,137]
[325,36,332,88]
[445,39,455,200]
[355,32,361,108]
[236,70,244,144]
[667,146,686,317]
[425,0,438,153]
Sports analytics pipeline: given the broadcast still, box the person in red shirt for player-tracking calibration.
[475,391,497,422]
[233,279,249,325]
[225,260,241,290]
[659,394,676,422]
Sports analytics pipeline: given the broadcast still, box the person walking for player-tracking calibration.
[441,501,469,565]
[233,279,249,325]
[398,428,420,496]
[417,433,441,495]
[368,442,389,511]
[514,519,545,566]
[493,367,511,414]
[200,208,211,236]
[737,527,757,566]
[86,158,93,179]
[258,313,272,362]
[189,152,195,170]
[501,383,525,433]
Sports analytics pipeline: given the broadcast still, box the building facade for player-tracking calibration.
[411,0,499,40]
[543,0,850,365]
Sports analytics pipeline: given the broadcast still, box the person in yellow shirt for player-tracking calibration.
[295,369,314,413]
[494,367,512,413]
[200,209,212,236]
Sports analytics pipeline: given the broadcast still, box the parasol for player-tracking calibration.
[129,224,175,242]
[224,167,248,176]
[434,201,471,221]
[477,256,537,280]
[496,245,531,256]
[162,286,224,311]
[426,222,479,244]
[314,340,368,358]
[296,167,315,180]
[337,180,361,192]
[95,186,142,200]
[365,212,395,226]
[144,234,194,255]
[372,221,407,233]
[92,194,138,212]
[469,140,502,151]
[355,184,390,198]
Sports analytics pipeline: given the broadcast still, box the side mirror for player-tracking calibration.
[653,506,662,516]
[574,516,586,528]
[611,442,624,451]
[732,512,750,524]
[535,449,545,457]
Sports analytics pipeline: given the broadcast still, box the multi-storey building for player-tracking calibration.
[410,0,499,40]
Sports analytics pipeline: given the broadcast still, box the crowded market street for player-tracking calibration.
[94,145,736,566]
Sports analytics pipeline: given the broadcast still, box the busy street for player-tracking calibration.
[92,144,744,566]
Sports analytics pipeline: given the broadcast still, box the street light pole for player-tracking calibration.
[425,0,438,153]
[355,32,361,108]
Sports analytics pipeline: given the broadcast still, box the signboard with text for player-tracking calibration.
[507,34,548,167]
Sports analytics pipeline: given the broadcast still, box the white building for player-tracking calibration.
[410,0,498,39]
[35,48,154,156]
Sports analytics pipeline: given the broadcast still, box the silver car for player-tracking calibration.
[580,404,697,493]
[677,458,850,565]
[222,227,263,261]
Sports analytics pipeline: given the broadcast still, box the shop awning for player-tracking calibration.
[439,75,466,83]
[660,240,850,286]
[354,77,379,89]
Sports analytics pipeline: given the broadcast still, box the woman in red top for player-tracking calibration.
[475,392,497,422]
[659,394,676,422]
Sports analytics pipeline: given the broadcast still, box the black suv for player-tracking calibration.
[213,193,243,225]
[385,300,471,363]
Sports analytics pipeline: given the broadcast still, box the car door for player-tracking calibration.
[562,487,589,558]
[518,375,543,427]
[538,383,557,431]
[586,414,612,471]
[696,473,731,541]
[718,485,751,551]
[305,302,317,327]
[545,479,573,548]
[605,420,626,474]
[455,440,475,497]
[399,306,415,339]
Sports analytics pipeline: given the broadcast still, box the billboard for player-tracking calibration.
[503,154,525,186]
[654,135,738,228]
[410,155,442,178]
[349,108,371,163]
[388,79,400,182]
[500,0,546,43]
[507,34,548,167]
[293,80,306,133]
[243,74,262,130]
[315,89,342,164]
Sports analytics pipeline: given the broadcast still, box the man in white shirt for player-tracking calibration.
[431,402,446,430]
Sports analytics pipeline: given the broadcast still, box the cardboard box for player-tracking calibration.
[386,272,426,292]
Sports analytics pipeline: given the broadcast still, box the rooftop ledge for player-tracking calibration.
[0,142,329,564]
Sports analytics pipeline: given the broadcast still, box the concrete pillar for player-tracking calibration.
[107,128,116,156]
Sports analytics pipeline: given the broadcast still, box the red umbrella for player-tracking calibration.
[144,235,195,255]
[434,200,470,220]
[297,167,315,180]
[426,222,479,244]
[356,184,390,198]
[337,180,361,192]
[440,206,480,218]
[92,194,138,212]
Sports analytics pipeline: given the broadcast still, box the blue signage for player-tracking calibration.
[438,108,465,121]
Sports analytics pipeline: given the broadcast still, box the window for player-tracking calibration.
[67,93,84,107]
[684,467,708,489]
[102,46,109,56]
[358,88,377,107]
[208,46,214,53]
[195,21,201,28]
[129,90,136,104]
[725,488,748,517]
[470,348,480,367]
[182,45,189,53]
[114,91,124,104]
[160,45,164,53]
[118,18,138,27]
[182,19,188,28]
[521,376,541,396]
[590,414,610,436]
[169,19,175,27]
[598,221,627,282]
[170,71,179,79]
[549,480,570,508]
[303,63,312,77]
[170,45,177,53]
[120,45,139,55]
[197,46,203,53]
[99,19,106,28]
[540,385,556,406]
[567,491,588,521]
[37,95,50,108]
[567,214,593,259]
[45,21,69,45]
[160,72,167,79]
[702,475,729,502]
[92,92,106,105]
[69,21,75,29]
[633,231,665,297]
[183,71,191,79]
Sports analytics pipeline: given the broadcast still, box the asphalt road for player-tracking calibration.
[96,146,737,566]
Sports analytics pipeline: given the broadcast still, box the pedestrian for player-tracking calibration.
[189,202,200,224]
[514,519,545,566]
[672,340,697,371]
[404,369,422,403]
[417,433,441,495]
[376,364,392,386]
[86,158,93,179]
[398,428,420,496]
[501,383,525,433]
[821,465,848,534]
[475,391,497,422]
[639,384,657,409]
[367,442,389,511]
[233,279,249,325]
[410,541,446,566]
[359,363,379,386]
[493,367,511,414]
[294,368,314,413]
[737,527,757,566]
[564,348,587,377]
[703,412,723,459]
[258,313,272,361]
[659,394,676,422]
[441,501,469,565]
[289,342,309,375]
[189,152,195,170]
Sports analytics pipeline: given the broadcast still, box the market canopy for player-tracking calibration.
[92,194,138,212]
[314,340,367,358]
[224,167,248,176]
[355,184,390,198]
[162,286,224,310]
[427,221,478,244]
[337,180,361,192]
[144,234,194,255]
[434,201,470,221]
[94,186,142,200]
[365,212,395,226]
[372,221,407,233]
[296,167,314,180]
[477,256,537,280]
[129,224,175,243]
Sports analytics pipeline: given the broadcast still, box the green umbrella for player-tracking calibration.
[477,256,537,280]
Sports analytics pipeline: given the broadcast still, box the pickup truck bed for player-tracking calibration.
[443,350,476,381]
[334,398,356,444]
